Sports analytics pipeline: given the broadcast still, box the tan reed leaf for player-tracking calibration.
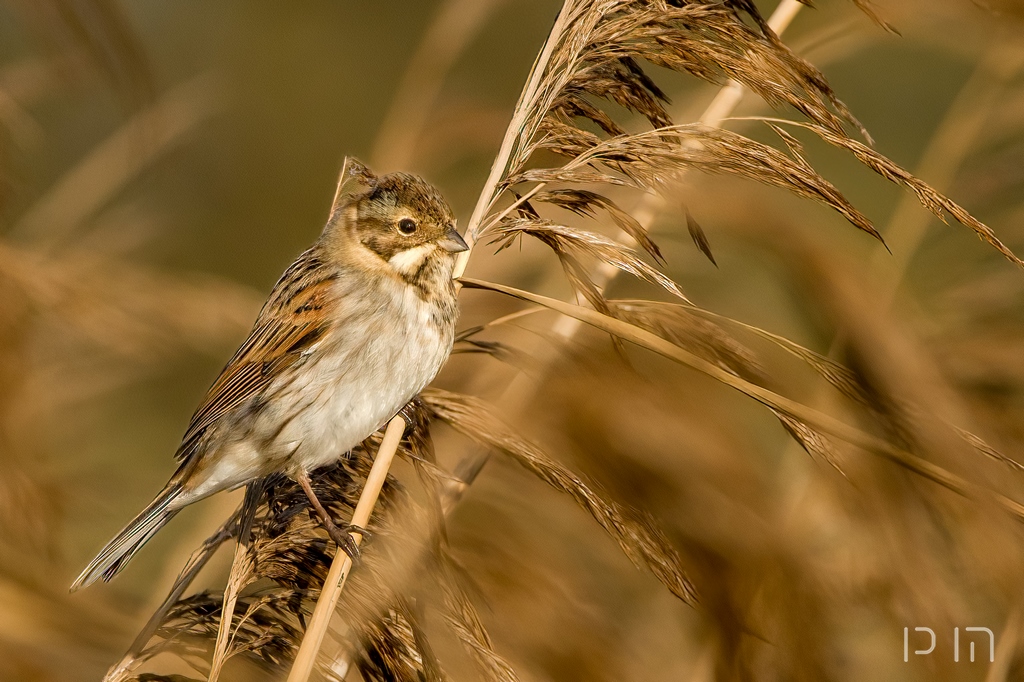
[421,388,699,606]
[459,277,1024,521]
[610,298,845,471]
[622,301,1024,474]
[689,307,1024,475]
[609,300,766,383]
[624,298,869,407]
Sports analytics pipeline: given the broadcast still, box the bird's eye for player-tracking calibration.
[398,218,418,235]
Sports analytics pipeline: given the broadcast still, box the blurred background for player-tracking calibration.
[3,0,1024,680]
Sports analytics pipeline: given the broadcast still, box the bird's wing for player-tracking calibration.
[174,249,338,463]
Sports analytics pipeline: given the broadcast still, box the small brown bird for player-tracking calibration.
[72,159,467,590]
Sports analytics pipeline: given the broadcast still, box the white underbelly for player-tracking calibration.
[270,294,447,472]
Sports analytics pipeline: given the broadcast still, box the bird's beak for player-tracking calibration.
[438,226,469,253]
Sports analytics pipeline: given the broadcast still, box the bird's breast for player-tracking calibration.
[270,279,455,472]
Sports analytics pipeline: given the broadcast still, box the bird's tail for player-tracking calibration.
[70,484,182,591]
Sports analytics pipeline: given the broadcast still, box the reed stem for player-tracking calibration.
[454,2,572,278]
[285,415,406,682]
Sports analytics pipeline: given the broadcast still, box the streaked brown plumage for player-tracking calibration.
[72,159,467,590]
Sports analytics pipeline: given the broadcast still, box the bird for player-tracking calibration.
[71,158,468,590]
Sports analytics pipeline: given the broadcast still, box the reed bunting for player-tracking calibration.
[72,159,467,590]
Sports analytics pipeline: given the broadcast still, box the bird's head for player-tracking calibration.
[325,159,467,279]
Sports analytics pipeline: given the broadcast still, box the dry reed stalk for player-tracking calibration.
[285,414,405,682]
[454,1,573,274]
[449,0,807,494]
[458,277,1024,521]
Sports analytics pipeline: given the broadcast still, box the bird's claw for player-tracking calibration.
[341,523,372,542]
[325,525,360,562]
[326,524,372,563]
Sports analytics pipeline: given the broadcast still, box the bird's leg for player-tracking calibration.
[295,470,362,561]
